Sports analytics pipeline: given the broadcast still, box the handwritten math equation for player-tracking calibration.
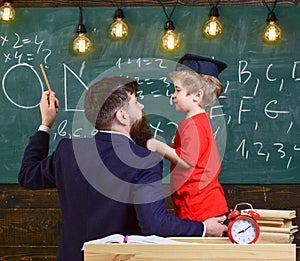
[0,32,299,172]
[0,32,51,66]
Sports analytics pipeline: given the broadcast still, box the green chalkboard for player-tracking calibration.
[0,6,299,184]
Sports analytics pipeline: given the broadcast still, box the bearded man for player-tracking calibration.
[19,76,227,261]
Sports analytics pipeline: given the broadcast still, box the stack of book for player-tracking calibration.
[243,209,298,243]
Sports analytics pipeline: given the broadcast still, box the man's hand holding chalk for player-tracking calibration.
[40,91,59,128]
[40,64,59,112]
[39,64,59,128]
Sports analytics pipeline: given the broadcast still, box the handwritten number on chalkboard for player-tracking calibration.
[155,59,167,69]
[137,90,144,100]
[116,58,121,68]
[274,143,286,158]
[134,76,143,85]
[236,138,295,168]
[136,58,141,67]
[13,33,23,49]
[253,142,266,157]
[160,77,170,87]
[35,35,44,54]
[165,89,173,105]
[14,51,22,63]
[236,139,248,158]
[294,145,300,151]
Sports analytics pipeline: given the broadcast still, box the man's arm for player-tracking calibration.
[135,196,227,237]
[18,91,59,189]
[133,161,227,237]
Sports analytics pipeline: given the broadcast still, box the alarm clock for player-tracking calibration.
[227,203,260,244]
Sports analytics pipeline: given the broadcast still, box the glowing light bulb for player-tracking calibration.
[262,11,282,44]
[203,16,222,39]
[110,18,128,40]
[202,7,222,39]
[110,8,128,40]
[263,21,282,43]
[73,33,92,55]
[72,8,92,55]
[161,20,180,52]
[0,0,15,22]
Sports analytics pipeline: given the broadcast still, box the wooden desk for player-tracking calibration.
[84,237,296,261]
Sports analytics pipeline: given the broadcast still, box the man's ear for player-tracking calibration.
[115,109,128,125]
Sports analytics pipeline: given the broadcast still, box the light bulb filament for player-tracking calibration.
[78,38,86,53]
[267,26,277,41]
[3,7,10,20]
[115,22,123,38]
[208,19,217,35]
[166,31,175,49]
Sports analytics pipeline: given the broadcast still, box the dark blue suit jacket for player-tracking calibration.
[19,131,204,261]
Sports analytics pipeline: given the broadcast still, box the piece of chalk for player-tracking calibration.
[40,64,52,92]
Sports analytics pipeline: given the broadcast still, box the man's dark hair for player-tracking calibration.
[84,76,138,130]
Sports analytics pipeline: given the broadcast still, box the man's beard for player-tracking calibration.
[130,115,153,148]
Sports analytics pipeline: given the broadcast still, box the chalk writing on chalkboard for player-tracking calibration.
[1,56,299,172]
[1,33,51,65]
[0,6,300,184]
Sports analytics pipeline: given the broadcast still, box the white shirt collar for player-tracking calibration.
[99,130,135,143]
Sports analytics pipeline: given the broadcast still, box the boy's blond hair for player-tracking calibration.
[170,70,223,111]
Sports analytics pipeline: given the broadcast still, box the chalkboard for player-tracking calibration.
[0,6,299,184]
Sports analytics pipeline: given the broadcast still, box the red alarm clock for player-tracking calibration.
[227,203,260,244]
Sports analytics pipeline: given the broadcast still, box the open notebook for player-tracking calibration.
[83,234,197,248]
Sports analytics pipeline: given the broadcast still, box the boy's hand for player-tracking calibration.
[146,138,158,152]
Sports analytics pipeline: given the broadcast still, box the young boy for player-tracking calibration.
[147,54,229,221]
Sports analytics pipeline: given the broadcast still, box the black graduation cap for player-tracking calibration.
[176,53,227,79]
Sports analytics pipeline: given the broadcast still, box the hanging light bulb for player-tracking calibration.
[262,11,282,44]
[161,20,180,52]
[0,0,15,23]
[72,7,92,55]
[109,8,128,40]
[73,28,92,55]
[202,6,222,39]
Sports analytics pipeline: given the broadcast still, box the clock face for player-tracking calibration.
[229,216,259,244]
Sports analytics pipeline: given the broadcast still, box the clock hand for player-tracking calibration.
[238,225,251,234]
[244,225,251,232]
